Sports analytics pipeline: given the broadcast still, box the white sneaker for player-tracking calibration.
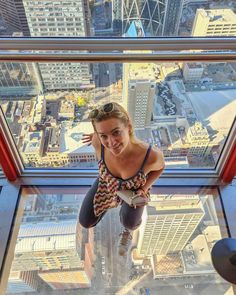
[118,228,132,256]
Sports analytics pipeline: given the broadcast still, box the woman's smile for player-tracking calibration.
[111,144,122,152]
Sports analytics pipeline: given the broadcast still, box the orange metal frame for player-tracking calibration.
[0,131,18,181]
[220,140,236,183]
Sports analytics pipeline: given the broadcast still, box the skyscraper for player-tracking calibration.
[192,9,236,37]
[0,62,43,96]
[112,0,123,34]
[137,195,204,256]
[162,0,184,36]
[7,271,38,293]
[10,219,94,290]
[122,0,183,36]
[186,122,211,158]
[22,0,94,91]
[123,63,156,128]
[0,0,30,36]
[183,63,204,82]
[128,80,155,128]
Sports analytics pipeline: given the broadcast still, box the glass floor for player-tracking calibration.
[3,186,235,295]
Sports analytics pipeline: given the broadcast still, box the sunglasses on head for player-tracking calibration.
[89,102,114,119]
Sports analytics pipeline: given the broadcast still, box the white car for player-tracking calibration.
[184,284,193,289]
[102,266,105,275]
[101,256,105,265]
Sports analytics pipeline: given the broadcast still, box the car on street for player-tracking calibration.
[101,256,105,265]
[184,284,194,289]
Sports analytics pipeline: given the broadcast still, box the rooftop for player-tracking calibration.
[15,220,78,253]
[187,63,204,69]
[22,131,43,153]
[59,121,94,154]
[197,9,236,23]
[187,89,236,142]
[152,253,183,277]
[127,63,158,80]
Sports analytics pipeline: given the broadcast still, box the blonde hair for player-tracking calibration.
[89,102,135,140]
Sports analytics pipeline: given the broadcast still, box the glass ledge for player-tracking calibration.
[1,186,235,294]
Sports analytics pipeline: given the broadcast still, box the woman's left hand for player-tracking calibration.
[135,188,150,200]
[132,188,150,208]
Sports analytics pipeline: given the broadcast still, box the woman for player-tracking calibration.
[79,102,165,256]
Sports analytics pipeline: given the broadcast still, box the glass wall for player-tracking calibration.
[3,186,234,294]
[0,61,235,169]
[0,0,235,173]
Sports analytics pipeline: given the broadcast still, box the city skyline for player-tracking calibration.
[0,3,235,171]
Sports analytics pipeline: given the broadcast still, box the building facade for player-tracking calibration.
[0,62,43,97]
[124,63,157,128]
[192,9,236,37]
[137,195,204,256]
[0,0,30,35]
[22,0,94,90]
[183,63,204,82]
[122,0,184,36]
[10,220,94,290]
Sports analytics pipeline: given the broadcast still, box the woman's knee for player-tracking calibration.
[120,204,144,230]
[120,216,142,230]
[79,212,94,229]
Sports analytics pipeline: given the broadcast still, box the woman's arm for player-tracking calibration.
[82,132,101,160]
[139,148,165,194]
[141,168,164,194]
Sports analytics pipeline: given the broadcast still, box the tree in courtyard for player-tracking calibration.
[77,96,86,107]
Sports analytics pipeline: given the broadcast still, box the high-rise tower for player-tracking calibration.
[137,195,204,256]
[162,0,184,36]
[122,0,184,36]
[192,9,236,37]
[123,63,157,128]
[0,0,30,36]
[22,0,94,91]
[9,220,94,290]
[0,62,43,96]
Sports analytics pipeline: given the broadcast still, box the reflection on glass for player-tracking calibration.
[5,187,235,294]
[0,0,236,169]
[0,61,236,169]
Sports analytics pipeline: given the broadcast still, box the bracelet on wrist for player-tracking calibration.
[139,187,146,194]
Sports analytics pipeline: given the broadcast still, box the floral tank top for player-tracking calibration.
[93,144,152,217]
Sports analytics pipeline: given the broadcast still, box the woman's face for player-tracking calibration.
[94,118,132,156]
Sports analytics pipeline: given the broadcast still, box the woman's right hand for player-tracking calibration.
[82,133,94,145]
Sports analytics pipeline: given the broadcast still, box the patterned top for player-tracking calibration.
[93,144,152,217]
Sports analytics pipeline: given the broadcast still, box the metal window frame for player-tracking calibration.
[1,52,236,62]
[0,37,236,62]
[0,37,235,181]
[0,37,236,51]
[0,108,23,178]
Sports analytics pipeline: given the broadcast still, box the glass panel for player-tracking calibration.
[0,0,235,37]
[0,61,236,169]
[4,186,235,294]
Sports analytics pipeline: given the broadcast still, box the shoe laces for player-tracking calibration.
[119,229,132,245]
